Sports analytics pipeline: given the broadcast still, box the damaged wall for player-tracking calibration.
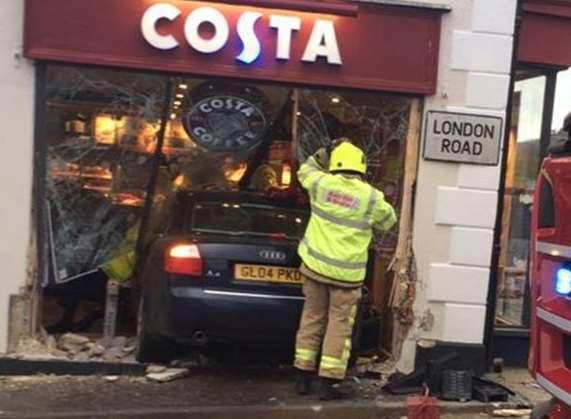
[0,0,36,353]
[397,0,517,372]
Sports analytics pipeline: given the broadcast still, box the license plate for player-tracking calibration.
[234,264,303,284]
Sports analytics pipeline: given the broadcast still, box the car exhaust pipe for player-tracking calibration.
[192,330,209,345]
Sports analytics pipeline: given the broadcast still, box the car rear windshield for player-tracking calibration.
[191,202,308,239]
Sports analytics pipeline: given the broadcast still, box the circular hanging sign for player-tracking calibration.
[184,83,270,152]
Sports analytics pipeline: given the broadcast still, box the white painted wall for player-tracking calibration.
[0,1,36,353]
[398,0,517,372]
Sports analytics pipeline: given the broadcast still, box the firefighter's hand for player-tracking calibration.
[313,147,329,169]
[331,138,348,149]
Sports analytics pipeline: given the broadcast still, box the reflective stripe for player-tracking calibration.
[363,188,377,223]
[298,158,321,182]
[537,373,571,407]
[341,338,351,363]
[301,240,367,270]
[537,307,571,334]
[349,305,357,327]
[321,355,345,369]
[295,348,317,362]
[536,241,571,258]
[376,210,395,230]
[311,205,369,230]
[311,173,327,199]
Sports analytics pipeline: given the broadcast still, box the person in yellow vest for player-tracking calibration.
[100,221,140,285]
[294,140,397,400]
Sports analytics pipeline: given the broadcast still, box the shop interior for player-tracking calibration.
[38,64,412,360]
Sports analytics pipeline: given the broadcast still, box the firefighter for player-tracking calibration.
[294,140,397,400]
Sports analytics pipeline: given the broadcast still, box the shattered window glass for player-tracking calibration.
[163,79,292,193]
[42,65,409,288]
[297,89,410,251]
[44,66,165,285]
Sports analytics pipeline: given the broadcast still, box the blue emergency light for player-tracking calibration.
[555,267,571,295]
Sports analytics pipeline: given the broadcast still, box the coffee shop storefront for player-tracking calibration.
[16,0,446,364]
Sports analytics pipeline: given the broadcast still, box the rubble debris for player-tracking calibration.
[146,368,189,383]
[103,346,123,362]
[88,344,105,358]
[59,333,90,349]
[111,336,127,349]
[122,345,136,355]
[12,333,141,364]
[146,364,167,374]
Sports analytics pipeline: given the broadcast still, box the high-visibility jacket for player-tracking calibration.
[297,156,397,285]
[101,223,140,284]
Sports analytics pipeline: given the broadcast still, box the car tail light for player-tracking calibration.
[164,244,203,276]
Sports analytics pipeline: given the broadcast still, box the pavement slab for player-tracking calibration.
[0,367,547,419]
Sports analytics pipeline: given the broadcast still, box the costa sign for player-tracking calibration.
[186,95,267,151]
[25,0,442,94]
[184,82,271,152]
[141,3,342,65]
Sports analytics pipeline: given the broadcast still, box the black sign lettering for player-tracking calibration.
[424,111,503,165]
[441,138,451,153]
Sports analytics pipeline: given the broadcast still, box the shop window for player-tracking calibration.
[39,64,411,341]
[495,74,546,327]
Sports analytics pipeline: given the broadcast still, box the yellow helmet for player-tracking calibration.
[329,141,367,175]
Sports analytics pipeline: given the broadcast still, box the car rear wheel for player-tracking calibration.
[135,296,174,363]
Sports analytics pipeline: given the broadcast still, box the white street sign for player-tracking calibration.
[423,111,503,165]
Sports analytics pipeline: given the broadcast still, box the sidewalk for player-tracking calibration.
[0,366,548,419]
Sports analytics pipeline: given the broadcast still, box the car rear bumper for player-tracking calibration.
[149,286,305,346]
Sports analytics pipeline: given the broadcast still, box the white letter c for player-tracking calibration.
[141,3,181,50]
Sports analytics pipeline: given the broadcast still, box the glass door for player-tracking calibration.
[495,73,546,328]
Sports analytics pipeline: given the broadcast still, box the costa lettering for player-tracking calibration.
[141,3,342,65]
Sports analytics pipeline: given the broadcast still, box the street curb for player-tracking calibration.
[0,399,529,419]
[0,358,147,376]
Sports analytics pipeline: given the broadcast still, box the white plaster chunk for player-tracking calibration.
[449,227,494,267]
[472,0,517,36]
[466,72,511,110]
[450,31,513,74]
[440,303,487,344]
[428,263,490,304]
[457,163,502,191]
[434,187,498,228]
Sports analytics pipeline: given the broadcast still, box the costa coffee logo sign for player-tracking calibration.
[141,3,342,65]
[183,83,269,152]
[185,95,266,151]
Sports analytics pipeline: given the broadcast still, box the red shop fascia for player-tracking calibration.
[23,0,445,95]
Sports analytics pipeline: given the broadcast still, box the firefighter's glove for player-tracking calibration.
[313,147,330,169]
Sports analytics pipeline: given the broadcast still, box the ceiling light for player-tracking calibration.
[179,84,188,90]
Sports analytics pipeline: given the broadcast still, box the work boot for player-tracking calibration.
[294,369,313,395]
[319,377,355,401]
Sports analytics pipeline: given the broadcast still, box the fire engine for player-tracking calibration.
[529,122,571,419]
